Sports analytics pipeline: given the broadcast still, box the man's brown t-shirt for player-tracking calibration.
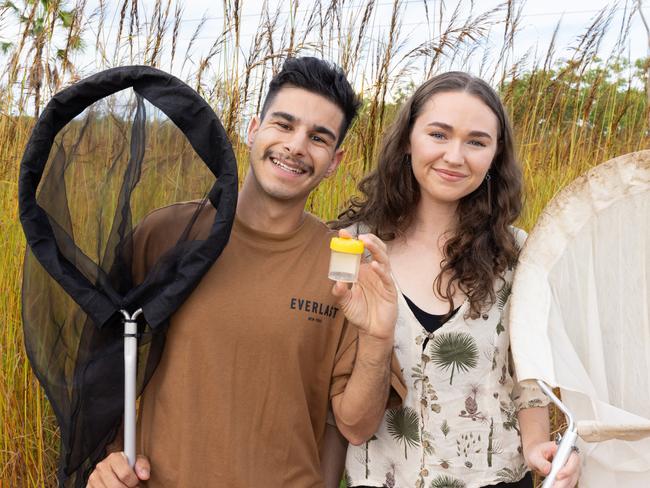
[130,202,403,487]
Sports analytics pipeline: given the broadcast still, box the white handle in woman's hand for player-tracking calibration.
[541,430,578,488]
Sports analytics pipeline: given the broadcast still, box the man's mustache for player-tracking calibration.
[262,150,313,174]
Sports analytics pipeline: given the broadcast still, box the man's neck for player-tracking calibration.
[237,174,308,234]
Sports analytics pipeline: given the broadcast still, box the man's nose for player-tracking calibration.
[283,130,308,157]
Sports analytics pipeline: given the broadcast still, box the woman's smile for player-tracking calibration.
[433,167,467,182]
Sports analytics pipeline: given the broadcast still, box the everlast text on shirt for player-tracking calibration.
[290,297,339,321]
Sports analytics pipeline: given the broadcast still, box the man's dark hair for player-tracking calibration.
[260,57,361,147]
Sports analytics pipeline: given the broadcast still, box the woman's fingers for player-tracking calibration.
[554,451,580,487]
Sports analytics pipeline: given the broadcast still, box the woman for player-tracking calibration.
[333,72,580,488]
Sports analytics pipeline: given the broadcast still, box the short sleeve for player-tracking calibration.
[511,376,550,411]
[329,320,358,399]
[329,320,407,408]
[131,200,214,284]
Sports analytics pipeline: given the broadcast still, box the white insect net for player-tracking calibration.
[509,151,650,486]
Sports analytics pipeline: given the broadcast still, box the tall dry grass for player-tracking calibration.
[0,0,647,486]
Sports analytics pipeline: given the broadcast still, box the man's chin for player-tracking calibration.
[248,168,322,204]
[261,184,311,203]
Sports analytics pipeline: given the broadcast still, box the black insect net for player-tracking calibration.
[19,66,238,486]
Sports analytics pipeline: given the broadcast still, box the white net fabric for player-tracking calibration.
[509,151,650,486]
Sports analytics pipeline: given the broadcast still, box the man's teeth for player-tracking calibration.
[271,157,305,174]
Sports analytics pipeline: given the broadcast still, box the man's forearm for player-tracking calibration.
[332,334,393,445]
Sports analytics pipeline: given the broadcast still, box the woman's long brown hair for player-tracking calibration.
[334,72,522,318]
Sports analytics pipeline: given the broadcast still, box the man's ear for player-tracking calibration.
[246,116,261,148]
[325,148,345,178]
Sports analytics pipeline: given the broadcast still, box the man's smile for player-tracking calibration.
[266,151,312,176]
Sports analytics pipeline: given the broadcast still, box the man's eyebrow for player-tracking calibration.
[427,121,493,140]
[312,124,337,142]
[270,111,337,142]
[270,111,296,122]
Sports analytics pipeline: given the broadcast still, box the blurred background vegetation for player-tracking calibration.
[0,0,647,485]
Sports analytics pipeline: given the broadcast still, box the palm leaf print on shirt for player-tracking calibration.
[495,282,511,334]
[495,464,527,483]
[497,282,512,310]
[429,474,467,488]
[386,406,420,459]
[430,332,479,385]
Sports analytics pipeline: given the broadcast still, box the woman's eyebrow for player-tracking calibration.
[427,121,493,140]
[426,121,453,131]
[468,130,493,140]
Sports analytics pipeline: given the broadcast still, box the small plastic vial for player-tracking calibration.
[329,236,364,282]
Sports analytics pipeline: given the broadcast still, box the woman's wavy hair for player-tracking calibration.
[334,71,522,318]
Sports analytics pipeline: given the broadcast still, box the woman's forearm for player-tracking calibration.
[518,406,550,464]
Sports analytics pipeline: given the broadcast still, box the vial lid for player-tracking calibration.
[330,236,364,254]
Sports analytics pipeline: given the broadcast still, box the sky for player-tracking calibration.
[1,0,647,110]
[146,0,647,62]
[129,1,645,94]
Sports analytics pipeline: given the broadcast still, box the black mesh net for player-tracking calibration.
[19,66,238,486]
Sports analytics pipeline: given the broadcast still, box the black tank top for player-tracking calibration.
[402,294,458,333]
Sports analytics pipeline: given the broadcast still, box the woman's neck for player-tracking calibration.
[387,198,462,314]
[401,198,458,246]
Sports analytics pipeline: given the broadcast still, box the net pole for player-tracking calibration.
[537,380,578,488]
[121,309,142,467]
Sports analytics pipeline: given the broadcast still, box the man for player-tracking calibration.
[87,57,405,487]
